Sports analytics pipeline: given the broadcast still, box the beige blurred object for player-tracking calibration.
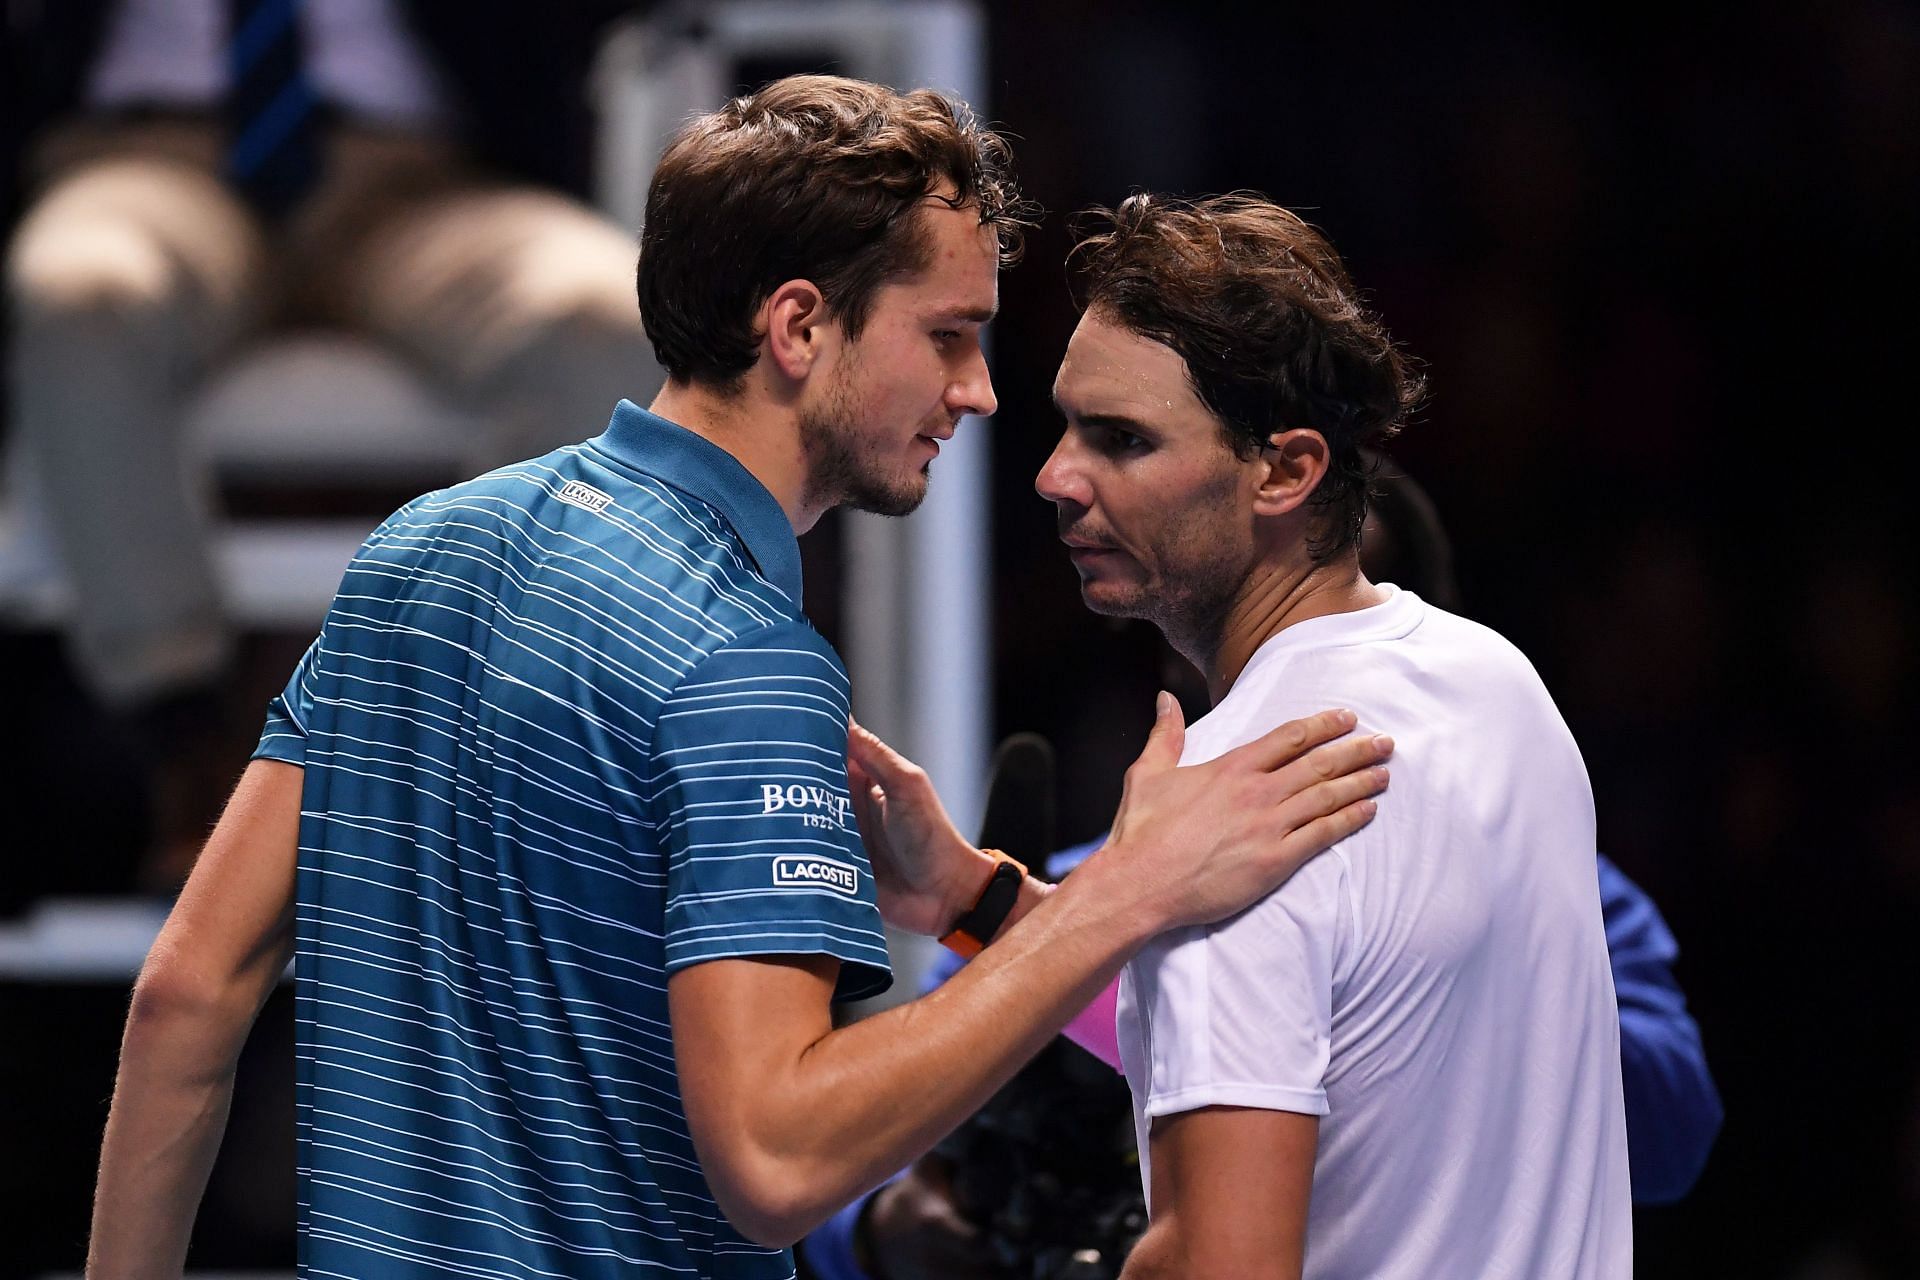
[1,115,659,705]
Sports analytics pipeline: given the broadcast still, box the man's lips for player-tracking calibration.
[1062,538,1123,565]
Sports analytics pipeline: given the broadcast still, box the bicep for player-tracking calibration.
[142,758,303,1012]
[669,955,838,1171]
[1142,1105,1318,1280]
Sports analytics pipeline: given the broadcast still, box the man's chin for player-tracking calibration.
[846,474,928,519]
[1077,581,1150,619]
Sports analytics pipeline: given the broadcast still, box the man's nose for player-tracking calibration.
[947,345,997,419]
[1034,434,1088,506]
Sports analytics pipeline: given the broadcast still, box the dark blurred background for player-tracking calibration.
[3,1,1916,1276]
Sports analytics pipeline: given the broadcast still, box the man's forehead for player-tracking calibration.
[901,200,1000,314]
[1053,312,1196,411]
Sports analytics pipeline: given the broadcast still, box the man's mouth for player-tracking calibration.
[1061,535,1122,565]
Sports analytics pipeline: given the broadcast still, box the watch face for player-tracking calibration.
[965,860,1025,936]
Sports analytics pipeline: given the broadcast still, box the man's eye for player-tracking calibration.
[1105,428,1146,452]
[933,329,961,344]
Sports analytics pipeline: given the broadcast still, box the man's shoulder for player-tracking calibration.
[428,445,803,622]
[1405,600,1546,683]
[665,616,850,715]
[1282,599,1558,721]
[1193,600,1579,795]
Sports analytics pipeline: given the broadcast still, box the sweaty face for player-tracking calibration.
[800,200,1000,518]
[1037,311,1264,645]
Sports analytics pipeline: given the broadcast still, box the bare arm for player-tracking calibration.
[1121,1107,1318,1280]
[87,758,303,1279]
[672,698,1390,1246]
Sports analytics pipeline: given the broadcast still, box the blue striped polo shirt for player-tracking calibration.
[253,400,892,1279]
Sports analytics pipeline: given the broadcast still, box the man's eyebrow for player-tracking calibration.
[930,301,997,324]
[1051,397,1157,436]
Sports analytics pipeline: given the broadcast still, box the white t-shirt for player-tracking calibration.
[1118,586,1631,1279]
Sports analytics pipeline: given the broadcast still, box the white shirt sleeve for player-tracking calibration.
[1128,849,1350,1120]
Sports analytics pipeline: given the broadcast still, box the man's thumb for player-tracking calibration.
[1135,691,1187,772]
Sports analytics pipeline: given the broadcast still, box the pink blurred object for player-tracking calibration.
[1062,975,1122,1070]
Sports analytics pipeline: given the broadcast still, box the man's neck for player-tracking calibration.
[649,378,817,533]
[1197,555,1388,704]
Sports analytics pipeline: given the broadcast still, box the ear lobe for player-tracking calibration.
[761,279,829,383]
[1252,429,1331,518]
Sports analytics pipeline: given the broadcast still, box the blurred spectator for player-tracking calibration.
[5,0,656,707]
[4,0,660,877]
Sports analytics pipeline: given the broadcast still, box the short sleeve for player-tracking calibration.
[249,500,422,768]
[253,633,324,766]
[1125,852,1348,1120]
[651,621,891,1002]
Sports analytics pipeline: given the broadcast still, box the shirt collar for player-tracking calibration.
[587,400,804,603]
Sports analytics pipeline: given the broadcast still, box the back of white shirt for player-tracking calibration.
[1118,587,1631,1279]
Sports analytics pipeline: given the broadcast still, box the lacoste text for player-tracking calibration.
[557,481,614,513]
[772,855,859,896]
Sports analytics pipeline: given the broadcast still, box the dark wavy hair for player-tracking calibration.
[638,75,1035,390]
[1070,193,1424,561]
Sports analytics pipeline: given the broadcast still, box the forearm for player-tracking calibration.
[690,860,1151,1242]
[86,983,259,1276]
[83,758,303,1275]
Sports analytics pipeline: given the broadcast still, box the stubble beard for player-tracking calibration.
[799,361,928,519]
[1076,473,1247,663]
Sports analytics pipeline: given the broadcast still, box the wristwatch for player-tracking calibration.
[939,848,1028,958]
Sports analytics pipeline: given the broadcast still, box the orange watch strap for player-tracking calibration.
[940,848,1029,957]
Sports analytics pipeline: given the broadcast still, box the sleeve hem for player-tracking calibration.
[666,935,893,1003]
[1144,1082,1329,1118]
[251,737,307,766]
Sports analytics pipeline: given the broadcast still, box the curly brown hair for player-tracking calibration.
[1071,193,1424,561]
[637,75,1035,390]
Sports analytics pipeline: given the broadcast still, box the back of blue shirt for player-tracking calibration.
[256,405,890,1279]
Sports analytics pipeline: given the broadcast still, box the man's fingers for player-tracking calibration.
[1276,765,1390,830]
[1227,708,1361,771]
[848,720,921,792]
[1275,796,1381,866]
[1282,732,1395,789]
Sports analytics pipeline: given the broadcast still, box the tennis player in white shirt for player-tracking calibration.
[1038,193,1631,1280]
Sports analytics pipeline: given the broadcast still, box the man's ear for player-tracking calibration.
[1252,429,1331,517]
[759,279,832,385]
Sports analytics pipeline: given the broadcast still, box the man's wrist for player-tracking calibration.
[1046,841,1163,951]
[940,849,1028,957]
[938,845,1003,935]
